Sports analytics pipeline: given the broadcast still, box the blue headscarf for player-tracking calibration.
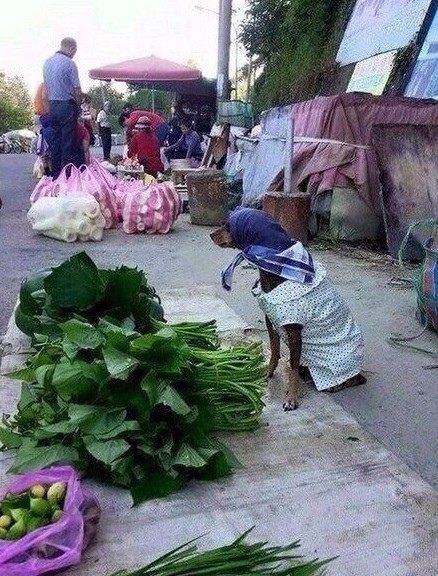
[221,207,315,291]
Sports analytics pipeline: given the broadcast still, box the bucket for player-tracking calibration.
[185,169,228,226]
[170,159,192,170]
[262,192,311,244]
[416,237,438,332]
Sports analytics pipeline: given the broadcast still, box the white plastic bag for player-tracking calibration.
[27,195,105,242]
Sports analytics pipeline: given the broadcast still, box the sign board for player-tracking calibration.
[337,0,432,66]
[405,7,438,98]
[347,51,397,94]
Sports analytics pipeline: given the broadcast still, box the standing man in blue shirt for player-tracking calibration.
[43,37,82,178]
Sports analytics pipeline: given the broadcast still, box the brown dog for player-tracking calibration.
[210,223,366,411]
[210,223,301,410]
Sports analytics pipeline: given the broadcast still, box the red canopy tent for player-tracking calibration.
[89,55,216,97]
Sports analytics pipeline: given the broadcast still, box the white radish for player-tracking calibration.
[90,227,103,241]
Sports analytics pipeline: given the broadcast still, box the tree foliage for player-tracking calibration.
[126,86,172,119]
[87,82,172,132]
[240,0,355,112]
[0,73,33,132]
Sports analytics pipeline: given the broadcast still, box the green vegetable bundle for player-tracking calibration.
[0,482,66,541]
[0,253,267,504]
[109,528,333,576]
[15,252,164,342]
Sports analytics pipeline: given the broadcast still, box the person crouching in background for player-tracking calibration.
[127,116,163,177]
[164,117,204,167]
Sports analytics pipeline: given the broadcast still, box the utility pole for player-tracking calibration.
[216,0,232,103]
[246,55,253,102]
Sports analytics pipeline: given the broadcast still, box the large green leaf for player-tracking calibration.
[79,359,108,384]
[130,470,186,504]
[77,407,127,437]
[98,318,138,338]
[44,252,105,310]
[0,427,23,449]
[33,419,79,440]
[68,403,100,422]
[9,443,79,473]
[110,454,134,487]
[157,385,192,416]
[51,362,96,398]
[139,370,165,407]
[95,420,140,440]
[136,439,155,458]
[101,266,143,308]
[102,346,139,380]
[60,319,105,350]
[84,437,131,465]
[34,365,55,387]
[4,366,35,383]
[130,329,190,373]
[17,382,39,411]
[20,268,51,297]
[195,451,232,480]
[14,304,42,337]
[172,443,207,469]
[207,437,242,469]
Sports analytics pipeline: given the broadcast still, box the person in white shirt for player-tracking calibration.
[97,101,112,160]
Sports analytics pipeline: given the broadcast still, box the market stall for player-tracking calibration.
[89,55,216,134]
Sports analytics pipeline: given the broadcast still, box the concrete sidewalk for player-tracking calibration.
[1,288,437,575]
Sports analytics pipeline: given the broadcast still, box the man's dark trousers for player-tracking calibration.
[48,100,78,179]
[99,126,112,160]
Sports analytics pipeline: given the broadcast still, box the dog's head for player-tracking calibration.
[210,222,235,248]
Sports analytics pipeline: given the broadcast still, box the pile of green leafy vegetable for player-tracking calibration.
[109,528,333,576]
[0,253,267,504]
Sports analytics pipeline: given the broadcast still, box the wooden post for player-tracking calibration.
[263,112,311,244]
[283,113,294,194]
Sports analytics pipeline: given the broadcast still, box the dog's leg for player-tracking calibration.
[283,324,303,411]
[265,315,280,377]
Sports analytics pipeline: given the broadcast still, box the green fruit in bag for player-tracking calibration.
[0,515,12,529]
[30,497,52,517]
[0,528,8,539]
[51,509,63,523]
[46,482,66,506]
[26,516,46,533]
[5,519,26,540]
[30,484,46,498]
[1,492,30,513]
[10,508,28,522]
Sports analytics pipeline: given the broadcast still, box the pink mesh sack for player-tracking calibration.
[30,176,55,205]
[114,178,143,217]
[89,158,117,191]
[122,181,182,234]
[88,158,124,219]
[0,466,100,576]
[52,164,83,198]
[52,164,117,229]
[78,165,119,228]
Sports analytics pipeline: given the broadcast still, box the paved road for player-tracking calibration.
[0,151,437,493]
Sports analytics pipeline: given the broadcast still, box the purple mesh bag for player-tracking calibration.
[0,466,100,576]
